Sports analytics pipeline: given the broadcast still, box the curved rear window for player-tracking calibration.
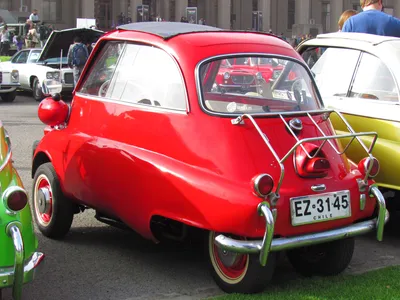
[198,56,321,114]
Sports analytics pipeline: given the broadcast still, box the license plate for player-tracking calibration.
[290,190,351,226]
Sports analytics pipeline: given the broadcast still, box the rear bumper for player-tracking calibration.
[0,224,44,300]
[215,186,388,266]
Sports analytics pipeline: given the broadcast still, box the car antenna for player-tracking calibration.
[59,49,63,70]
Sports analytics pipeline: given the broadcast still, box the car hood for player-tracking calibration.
[38,28,104,62]
[0,61,13,71]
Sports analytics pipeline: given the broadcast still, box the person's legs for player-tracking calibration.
[73,66,81,87]
[3,43,9,55]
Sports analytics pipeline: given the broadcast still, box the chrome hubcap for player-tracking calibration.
[38,187,51,214]
[217,247,241,268]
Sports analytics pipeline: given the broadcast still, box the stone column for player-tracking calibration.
[330,0,343,32]
[82,0,95,18]
[295,0,310,25]
[160,0,170,21]
[205,0,217,27]
[175,0,188,21]
[394,0,400,18]
[217,0,231,29]
[258,0,271,32]
[130,0,142,22]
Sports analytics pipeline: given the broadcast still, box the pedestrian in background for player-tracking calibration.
[342,0,400,37]
[27,24,39,48]
[338,10,358,31]
[0,25,11,56]
[67,36,89,86]
[29,9,40,23]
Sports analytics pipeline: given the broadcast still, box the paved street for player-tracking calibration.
[1,93,400,300]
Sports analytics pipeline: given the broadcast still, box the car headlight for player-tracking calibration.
[11,70,19,83]
[53,72,60,80]
[223,72,230,80]
[256,72,263,80]
[46,72,54,79]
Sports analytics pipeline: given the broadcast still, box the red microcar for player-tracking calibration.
[32,22,389,294]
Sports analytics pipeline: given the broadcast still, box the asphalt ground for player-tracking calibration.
[1,92,400,300]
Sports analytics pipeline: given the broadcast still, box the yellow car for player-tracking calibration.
[297,32,400,211]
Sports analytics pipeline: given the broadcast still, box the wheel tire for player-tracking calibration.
[287,238,355,277]
[32,77,44,102]
[1,90,17,102]
[208,231,277,294]
[32,162,74,239]
[32,140,39,158]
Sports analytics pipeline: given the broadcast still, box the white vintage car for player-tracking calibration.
[0,27,103,101]
[0,62,20,102]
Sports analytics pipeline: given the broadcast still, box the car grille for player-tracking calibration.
[231,75,254,85]
[64,73,73,84]
[0,72,2,84]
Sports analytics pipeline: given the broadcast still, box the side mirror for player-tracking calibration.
[42,79,62,101]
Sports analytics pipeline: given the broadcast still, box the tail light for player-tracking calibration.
[3,187,28,212]
[252,174,274,197]
[295,143,330,178]
[358,157,380,179]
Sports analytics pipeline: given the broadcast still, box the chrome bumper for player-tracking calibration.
[0,225,44,300]
[214,186,389,266]
[0,83,20,93]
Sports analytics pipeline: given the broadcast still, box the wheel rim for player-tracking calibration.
[34,80,41,98]
[209,231,249,284]
[34,174,53,226]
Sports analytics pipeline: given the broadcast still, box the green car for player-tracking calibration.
[0,123,43,300]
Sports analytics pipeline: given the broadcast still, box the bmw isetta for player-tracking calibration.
[32,23,388,294]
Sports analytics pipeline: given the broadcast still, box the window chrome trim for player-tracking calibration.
[74,92,189,115]
[194,52,324,117]
[77,41,189,113]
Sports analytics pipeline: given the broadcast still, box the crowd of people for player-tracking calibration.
[0,9,54,55]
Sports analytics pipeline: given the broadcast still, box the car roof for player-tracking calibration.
[117,22,223,40]
[301,32,400,47]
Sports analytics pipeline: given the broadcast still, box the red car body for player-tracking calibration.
[31,23,388,294]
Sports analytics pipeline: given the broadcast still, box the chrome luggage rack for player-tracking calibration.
[231,109,378,204]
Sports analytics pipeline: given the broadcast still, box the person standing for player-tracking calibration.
[0,25,11,56]
[338,10,358,31]
[29,9,40,23]
[67,36,89,86]
[342,0,400,37]
[38,22,50,47]
[27,24,39,48]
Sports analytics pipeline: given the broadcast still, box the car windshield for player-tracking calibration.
[199,55,321,114]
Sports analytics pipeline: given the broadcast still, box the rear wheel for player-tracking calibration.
[208,231,277,294]
[287,238,355,277]
[32,162,74,239]
[32,77,44,102]
[1,90,17,102]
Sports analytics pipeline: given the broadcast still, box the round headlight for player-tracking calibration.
[53,72,60,80]
[223,72,230,80]
[46,72,54,79]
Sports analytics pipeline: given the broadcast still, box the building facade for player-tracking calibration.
[3,0,400,37]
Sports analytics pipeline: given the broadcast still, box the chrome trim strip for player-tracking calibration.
[215,188,388,264]
[311,184,326,192]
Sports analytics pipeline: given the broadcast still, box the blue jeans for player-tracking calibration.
[73,66,84,87]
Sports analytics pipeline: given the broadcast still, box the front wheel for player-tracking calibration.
[208,231,277,294]
[1,90,17,102]
[32,77,44,102]
[287,237,355,277]
[32,162,74,239]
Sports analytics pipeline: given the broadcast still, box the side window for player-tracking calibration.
[28,51,41,63]
[78,42,124,97]
[12,51,29,64]
[350,52,398,101]
[305,47,360,98]
[108,44,186,111]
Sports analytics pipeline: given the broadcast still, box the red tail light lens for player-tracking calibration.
[253,174,274,197]
[358,157,380,178]
[295,143,330,178]
[3,187,28,212]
